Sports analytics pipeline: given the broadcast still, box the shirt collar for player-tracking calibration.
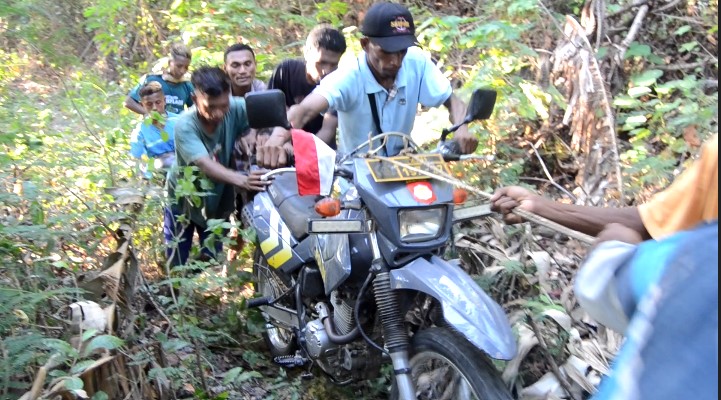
[359,52,407,95]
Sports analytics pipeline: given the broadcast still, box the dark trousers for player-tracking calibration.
[163,207,223,267]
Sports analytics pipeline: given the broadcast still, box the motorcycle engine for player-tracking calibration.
[303,319,332,359]
[330,290,355,335]
[302,291,354,359]
[302,291,383,382]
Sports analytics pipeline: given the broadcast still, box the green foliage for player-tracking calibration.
[614,70,717,195]
[0,0,87,65]
[223,367,263,385]
[83,0,136,56]
[314,0,349,27]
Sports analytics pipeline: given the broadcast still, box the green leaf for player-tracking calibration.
[501,259,524,275]
[596,46,609,59]
[630,69,663,87]
[242,350,265,366]
[43,338,78,359]
[235,370,263,383]
[82,328,99,342]
[199,177,214,191]
[625,115,648,124]
[428,36,444,52]
[161,129,170,142]
[680,40,699,53]
[655,99,683,113]
[622,114,648,131]
[613,95,642,108]
[674,25,692,36]
[92,391,110,400]
[82,335,124,356]
[30,200,44,224]
[64,376,84,391]
[161,338,192,352]
[625,43,651,58]
[629,128,652,140]
[49,369,69,378]
[223,367,243,385]
[628,86,652,98]
[648,54,665,65]
[21,181,39,199]
[71,359,97,374]
[669,137,689,153]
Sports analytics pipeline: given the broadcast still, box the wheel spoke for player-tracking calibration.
[411,351,480,400]
[254,257,294,351]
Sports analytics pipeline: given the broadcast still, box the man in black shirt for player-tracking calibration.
[267,24,346,148]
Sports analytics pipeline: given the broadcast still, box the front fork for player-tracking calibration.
[368,231,415,399]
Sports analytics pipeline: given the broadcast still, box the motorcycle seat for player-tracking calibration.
[269,172,321,240]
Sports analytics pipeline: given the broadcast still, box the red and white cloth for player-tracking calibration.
[291,129,336,196]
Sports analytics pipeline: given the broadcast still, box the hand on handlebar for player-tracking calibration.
[257,127,290,169]
[453,127,479,154]
[240,169,272,192]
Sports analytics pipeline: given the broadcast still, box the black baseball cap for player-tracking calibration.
[361,2,419,53]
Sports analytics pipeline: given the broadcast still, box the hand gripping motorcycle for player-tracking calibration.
[243,89,517,400]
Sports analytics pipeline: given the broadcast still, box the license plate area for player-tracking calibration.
[365,154,451,182]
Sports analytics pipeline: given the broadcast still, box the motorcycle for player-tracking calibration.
[242,89,517,399]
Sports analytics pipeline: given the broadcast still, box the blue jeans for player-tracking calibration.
[163,207,223,267]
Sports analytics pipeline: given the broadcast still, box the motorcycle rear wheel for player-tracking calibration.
[252,248,297,357]
[391,327,513,400]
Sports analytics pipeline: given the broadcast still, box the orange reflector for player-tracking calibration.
[453,188,468,205]
[314,198,341,217]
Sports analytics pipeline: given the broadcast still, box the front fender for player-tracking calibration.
[390,256,517,360]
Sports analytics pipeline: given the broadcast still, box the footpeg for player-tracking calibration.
[273,354,307,368]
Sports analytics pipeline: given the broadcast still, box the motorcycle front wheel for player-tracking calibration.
[392,327,513,400]
[252,248,297,357]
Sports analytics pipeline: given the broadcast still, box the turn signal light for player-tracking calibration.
[315,198,341,217]
[453,188,468,205]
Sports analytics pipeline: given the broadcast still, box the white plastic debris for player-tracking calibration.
[69,300,107,333]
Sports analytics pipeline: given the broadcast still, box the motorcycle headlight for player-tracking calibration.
[399,208,445,242]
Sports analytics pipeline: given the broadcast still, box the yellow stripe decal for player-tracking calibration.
[267,246,292,268]
[259,211,280,255]
[262,210,293,268]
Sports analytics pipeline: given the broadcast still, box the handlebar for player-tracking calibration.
[259,164,355,183]
[435,140,494,162]
[442,153,495,162]
[261,167,296,181]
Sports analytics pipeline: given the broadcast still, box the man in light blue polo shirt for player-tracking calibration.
[257,1,478,167]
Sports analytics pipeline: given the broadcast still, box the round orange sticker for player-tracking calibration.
[407,181,436,204]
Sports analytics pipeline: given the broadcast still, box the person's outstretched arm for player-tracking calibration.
[490,186,649,239]
[194,156,269,192]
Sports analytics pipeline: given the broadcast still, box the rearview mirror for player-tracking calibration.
[245,89,291,130]
[465,89,497,122]
[439,89,497,142]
